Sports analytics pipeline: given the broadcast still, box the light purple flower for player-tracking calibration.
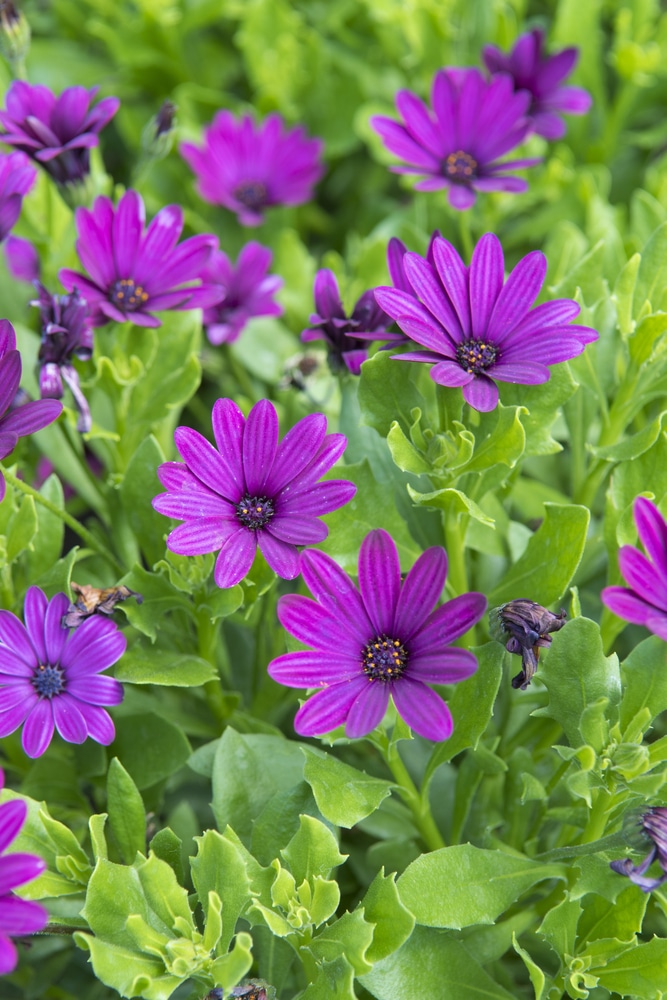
[201,242,283,346]
[268,529,487,741]
[0,586,125,758]
[0,151,36,242]
[0,768,48,975]
[483,29,592,141]
[0,81,119,186]
[4,234,39,283]
[0,320,62,502]
[602,497,667,639]
[370,68,540,210]
[611,807,667,892]
[152,398,356,588]
[180,111,324,226]
[374,232,598,412]
[58,190,222,328]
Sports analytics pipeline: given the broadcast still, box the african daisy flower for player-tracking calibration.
[180,111,324,226]
[370,67,539,210]
[0,586,126,758]
[33,283,94,433]
[483,29,592,141]
[602,497,667,639]
[0,320,62,501]
[152,398,356,588]
[374,232,598,412]
[58,190,222,328]
[0,81,119,188]
[611,807,667,892]
[0,768,48,974]
[201,242,283,346]
[268,529,487,741]
[0,150,35,242]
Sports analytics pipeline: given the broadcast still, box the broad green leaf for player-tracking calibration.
[458,403,526,474]
[614,252,640,336]
[230,316,299,383]
[537,897,582,960]
[408,484,494,526]
[74,935,180,1000]
[501,363,578,456]
[149,828,183,886]
[118,563,194,641]
[577,885,647,947]
[358,348,434,438]
[620,635,667,729]
[633,221,667,315]
[306,909,374,976]
[361,869,415,964]
[107,757,146,865]
[300,954,357,1000]
[386,420,430,474]
[114,646,217,686]
[190,830,253,952]
[512,934,548,1000]
[6,493,37,563]
[590,410,667,462]
[111,713,191,790]
[281,815,347,884]
[119,434,168,567]
[629,313,667,365]
[251,780,318,865]
[593,937,667,999]
[208,931,254,991]
[26,473,65,575]
[302,747,394,828]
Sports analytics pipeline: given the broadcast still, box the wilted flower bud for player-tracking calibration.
[204,990,223,1000]
[141,99,177,160]
[229,979,275,1000]
[0,1,30,71]
[490,598,566,689]
[610,806,667,892]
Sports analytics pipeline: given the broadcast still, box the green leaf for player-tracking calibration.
[458,404,526,474]
[537,897,582,960]
[408,484,495,526]
[307,909,374,976]
[119,434,168,567]
[74,934,180,1000]
[501,364,578,456]
[614,252,640,336]
[299,954,357,1000]
[593,937,667,999]
[6,493,37,563]
[115,646,217,686]
[230,316,299,383]
[281,816,347,885]
[118,563,193,641]
[590,410,667,461]
[302,747,394,828]
[577,885,648,947]
[107,757,146,865]
[209,931,254,991]
[396,845,566,929]
[111,713,191,790]
[190,830,253,952]
[620,634,667,729]
[149,828,184,886]
[358,348,434,439]
[26,473,65,575]
[633,221,667,314]
[361,868,415,964]
[512,934,548,1000]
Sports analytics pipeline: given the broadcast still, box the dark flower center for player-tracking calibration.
[233,181,268,212]
[235,494,275,530]
[362,634,408,683]
[32,663,65,698]
[456,339,498,374]
[110,278,149,312]
[443,150,478,183]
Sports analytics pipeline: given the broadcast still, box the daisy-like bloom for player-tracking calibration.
[490,599,566,689]
[611,807,667,892]
[32,283,94,433]
[268,529,487,741]
[374,232,598,412]
[370,67,540,210]
[58,190,222,328]
[301,269,399,375]
[0,768,48,974]
[152,398,356,588]
[0,81,119,187]
[602,497,667,639]
[0,586,126,758]
[483,29,592,141]
[0,150,36,243]
[0,320,62,501]
[180,111,324,226]
[201,242,283,346]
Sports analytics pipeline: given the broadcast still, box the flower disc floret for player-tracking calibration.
[152,398,357,588]
[268,529,487,741]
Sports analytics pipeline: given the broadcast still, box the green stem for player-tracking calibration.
[580,789,613,844]
[1,465,122,573]
[536,830,627,862]
[458,210,473,263]
[385,741,446,852]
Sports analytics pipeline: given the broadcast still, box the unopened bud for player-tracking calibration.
[0,1,30,71]
[141,100,177,160]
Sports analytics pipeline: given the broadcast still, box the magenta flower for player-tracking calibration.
[201,242,283,346]
[33,283,94,432]
[4,234,39,283]
[483,30,592,141]
[371,68,540,210]
[268,529,487,741]
[0,81,119,187]
[374,232,597,412]
[152,398,356,588]
[602,497,667,639]
[0,150,36,242]
[0,586,125,758]
[58,190,222,328]
[0,768,48,974]
[180,111,324,226]
[0,320,62,501]
[611,807,667,892]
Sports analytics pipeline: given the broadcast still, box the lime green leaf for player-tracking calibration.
[302,747,394,828]
[361,868,415,964]
[306,909,374,976]
[593,937,667,999]
[114,646,216,686]
[190,830,253,952]
[282,816,347,885]
[107,757,146,865]
[111,713,191,790]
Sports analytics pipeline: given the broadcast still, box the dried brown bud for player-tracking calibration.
[62,582,143,628]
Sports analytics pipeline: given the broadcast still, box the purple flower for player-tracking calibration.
[301,269,400,375]
[602,497,667,639]
[0,320,62,502]
[611,807,667,892]
[32,283,94,433]
[180,111,324,226]
[0,150,36,242]
[370,68,540,210]
[268,529,487,741]
[0,768,48,974]
[201,242,284,346]
[0,586,125,758]
[4,234,39,283]
[483,30,592,141]
[58,190,222,328]
[0,81,119,186]
[374,232,598,412]
[152,398,356,588]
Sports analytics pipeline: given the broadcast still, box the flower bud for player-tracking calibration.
[0,1,30,71]
[490,599,566,689]
[141,99,177,160]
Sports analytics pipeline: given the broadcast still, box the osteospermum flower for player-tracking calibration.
[58,190,222,328]
[4,234,39,283]
[602,497,667,639]
[201,242,283,346]
[152,398,356,588]
[0,150,35,242]
[483,29,592,140]
[0,320,62,501]
[374,232,598,411]
[0,586,126,757]
[611,807,667,892]
[0,768,48,974]
[0,81,119,187]
[370,68,539,210]
[180,111,324,226]
[268,529,487,741]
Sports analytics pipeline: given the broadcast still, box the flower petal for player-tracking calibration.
[21,700,55,758]
[299,549,372,641]
[358,529,401,635]
[257,531,301,579]
[345,682,390,738]
[392,678,453,741]
[634,497,667,583]
[213,527,256,588]
[393,547,447,640]
[412,593,487,652]
[268,650,359,687]
[242,399,278,495]
[293,677,369,736]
